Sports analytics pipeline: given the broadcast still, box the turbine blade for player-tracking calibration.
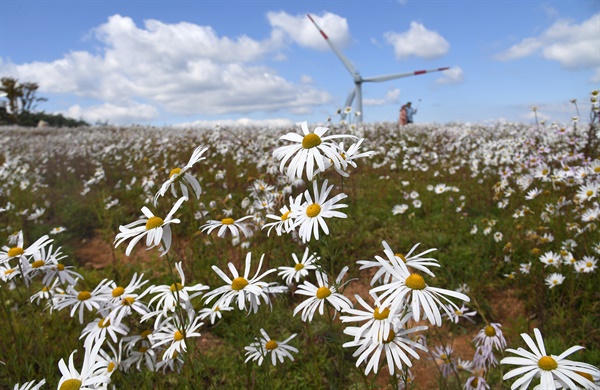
[307,14,357,77]
[362,67,450,83]
[341,88,357,119]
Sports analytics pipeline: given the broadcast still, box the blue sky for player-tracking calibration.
[1,0,598,126]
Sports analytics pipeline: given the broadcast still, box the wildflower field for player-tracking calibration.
[1,97,599,389]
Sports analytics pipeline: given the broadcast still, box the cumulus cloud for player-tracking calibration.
[495,13,600,72]
[363,88,401,106]
[436,67,464,84]
[65,101,159,124]
[267,11,351,51]
[384,22,450,59]
[10,14,333,123]
[172,117,295,128]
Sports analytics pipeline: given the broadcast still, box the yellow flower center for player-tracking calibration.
[31,260,45,268]
[395,253,407,263]
[316,286,332,299]
[107,361,116,373]
[281,210,291,221]
[576,371,594,381]
[139,346,149,353]
[302,133,322,149]
[484,325,496,337]
[594,167,600,173]
[145,216,164,230]
[77,291,91,301]
[538,356,558,371]
[294,263,305,271]
[231,277,249,291]
[169,167,182,178]
[122,296,135,306]
[373,307,390,320]
[98,318,110,328]
[112,287,125,297]
[141,330,152,338]
[42,286,49,292]
[383,330,396,344]
[586,190,593,197]
[57,264,65,271]
[265,340,278,351]
[59,379,82,390]
[8,247,24,258]
[174,330,185,341]
[221,218,234,225]
[405,273,426,290]
[306,203,321,218]
[541,169,548,175]
[4,268,14,275]
[471,377,479,387]
[170,282,184,292]
[586,262,593,267]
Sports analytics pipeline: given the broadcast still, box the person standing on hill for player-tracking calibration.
[405,101,417,124]
[399,104,408,126]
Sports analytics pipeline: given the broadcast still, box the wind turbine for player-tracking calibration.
[307,14,449,123]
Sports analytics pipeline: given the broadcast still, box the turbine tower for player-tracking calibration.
[307,14,449,123]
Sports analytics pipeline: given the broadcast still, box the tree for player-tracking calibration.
[0,76,88,127]
[19,82,47,112]
[0,77,23,117]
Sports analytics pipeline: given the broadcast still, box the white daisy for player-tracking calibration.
[501,328,599,389]
[144,262,209,327]
[539,251,561,268]
[343,322,428,375]
[576,256,597,273]
[0,231,52,266]
[114,196,187,256]
[473,323,506,351]
[52,283,105,324]
[357,241,440,286]
[154,145,208,205]
[273,121,355,181]
[262,203,295,236]
[150,311,203,361]
[198,302,233,325]
[199,215,254,238]
[293,267,353,322]
[340,294,398,343]
[290,179,348,243]
[545,273,565,289]
[244,329,298,366]
[80,316,130,350]
[57,339,111,390]
[277,247,318,285]
[369,252,470,326]
[204,252,277,313]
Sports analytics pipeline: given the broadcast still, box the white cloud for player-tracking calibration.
[172,117,294,128]
[267,11,351,51]
[384,22,450,59]
[363,88,401,106]
[436,67,464,84]
[65,101,159,123]
[10,14,332,123]
[495,13,600,71]
[300,74,314,84]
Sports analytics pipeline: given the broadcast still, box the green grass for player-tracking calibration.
[0,120,598,389]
